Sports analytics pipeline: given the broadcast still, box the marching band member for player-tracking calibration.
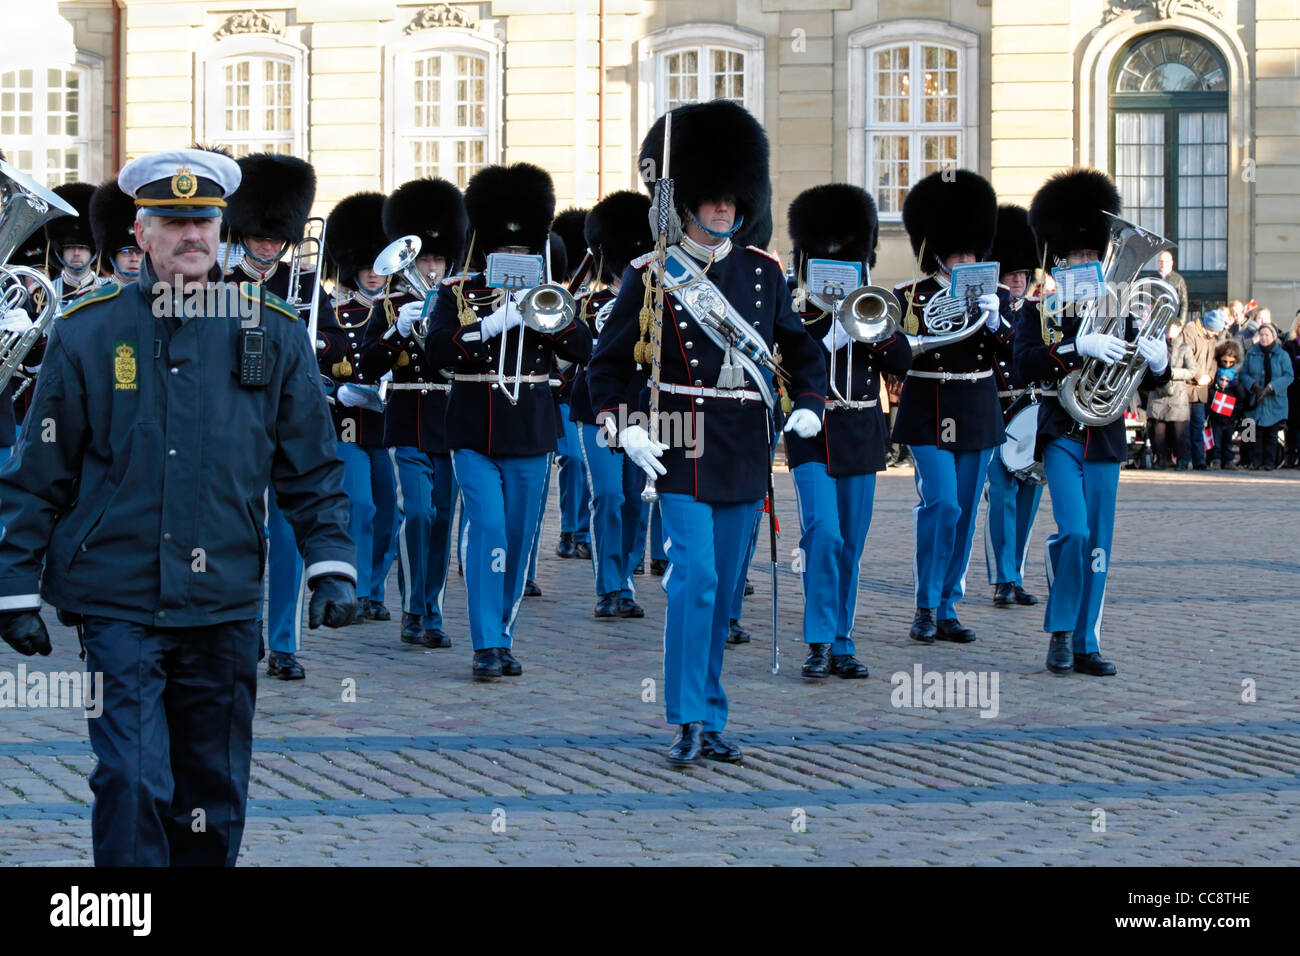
[89,180,144,286]
[785,183,912,679]
[358,178,468,648]
[587,100,827,766]
[426,163,592,681]
[550,207,594,561]
[1017,169,1170,676]
[983,204,1044,608]
[224,152,324,680]
[318,192,402,629]
[570,191,653,618]
[43,182,103,303]
[893,170,1013,646]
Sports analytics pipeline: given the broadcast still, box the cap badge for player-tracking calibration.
[171,167,198,199]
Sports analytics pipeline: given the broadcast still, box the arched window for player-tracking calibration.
[1,59,99,186]
[385,29,502,190]
[1111,31,1228,306]
[635,24,763,141]
[200,35,306,157]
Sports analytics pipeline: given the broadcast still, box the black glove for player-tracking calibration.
[307,574,356,629]
[0,610,52,656]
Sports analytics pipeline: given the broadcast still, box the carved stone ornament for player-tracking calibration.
[214,11,282,39]
[404,3,477,34]
[1103,0,1223,23]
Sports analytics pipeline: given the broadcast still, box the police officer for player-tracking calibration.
[587,100,827,765]
[223,152,324,680]
[1016,168,1169,676]
[89,180,144,286]
[317,192,402,627]
[984,204,1044,608]
[892,169,1012,646]
[426,163,593,680]
[358,177,468,648]
[0,148,356,866]
[785,183,912,679]
[570,191,653,618]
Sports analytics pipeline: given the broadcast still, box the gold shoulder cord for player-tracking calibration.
[901,239,924,336]
[634,268,655,364]
[455,233,479,327]
[1038,246,1059,345]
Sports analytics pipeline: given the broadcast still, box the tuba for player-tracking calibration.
[1057,212,1179,427]
[0,160,77,394]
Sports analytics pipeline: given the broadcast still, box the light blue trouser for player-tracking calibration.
[729,510,762,622]
[368,447,399,604]
[556,404,591,543]
[649,501,667,562]
[391,447,458,628]
[577,422,644,599]
[658,494,757,730]
[983,446,1044,588]
[1042,436,1120,654]
[525,455,553,581]
[453,449,550,650]
[792,463,877,656]
[336,441,377,601]
[264,491,304,654]
[910,444,995,619]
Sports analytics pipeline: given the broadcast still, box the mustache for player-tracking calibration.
[174,241,211,255]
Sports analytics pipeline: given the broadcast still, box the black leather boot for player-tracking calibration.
[1046,631,1074,674]
[616,597,644,618]
[365,600,392,622]
[352,596,369,623]
[936,617,976,643]
[1074,651,1117,676]
[266,651,305,680]
[498,648,522,676]
[801,643,831,678]
[830,653,869,679]
[993,583,1015,607]
[727,619,751,645]
[700,730,743,763]
[594,593,617,617]
[574,540,592,560]
[1013,586,1038,605]
[667,722,703,766]
[910,607,937,644]
[650,559,667,576]
[400,612,425,644]
[555,532,576,558]
[422,627,452,649]
[472,648,502,680]
[523,580,542,597]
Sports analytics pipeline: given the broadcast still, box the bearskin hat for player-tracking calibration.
[788,184,880,278]
[225,153,316,242]
[1028,168,1121,265]
[325,191,388,292]
[44,182,96,252]
[551,208,589,281]
[735,194,773,250]
[990,204,1040,276]
[90,180,139,262]
[585,191,651,284]
[547,233,568,283]
[639,100,770,231]
[901,169,997,274]
[382,178,468,270]
[463,162,556,264]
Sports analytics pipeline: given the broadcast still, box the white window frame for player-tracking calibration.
[0,50,104,186]
[849,21,978,222]
[383,28,503,191]
[198,34,307,157]
[635,23,764,146]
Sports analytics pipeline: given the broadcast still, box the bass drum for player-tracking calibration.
[1000,396,1045,484]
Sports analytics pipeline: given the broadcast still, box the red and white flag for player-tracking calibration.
[1203,425,1214,451]
[1211,391,1236,416]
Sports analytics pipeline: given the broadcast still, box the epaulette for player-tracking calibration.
[997,282,1011,292]
[630,251,654,270]
[892,279,914,291]
[61,282,120,318]
[241,282,298,322]
[745,245,781,266]
[441,273,469,287]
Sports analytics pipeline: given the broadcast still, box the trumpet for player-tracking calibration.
[813,283,902,409]
[373,235,438,349]
[286,215,326,348]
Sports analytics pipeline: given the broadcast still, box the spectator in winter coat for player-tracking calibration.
[1239,322,1294,470]
[1146,321,1194,468]
[1207,338,1244,469]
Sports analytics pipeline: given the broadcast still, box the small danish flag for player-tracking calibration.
[1211,391,1236,416]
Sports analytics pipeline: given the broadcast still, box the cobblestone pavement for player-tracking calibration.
[2,466,1297,865]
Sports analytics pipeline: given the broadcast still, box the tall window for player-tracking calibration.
[398,50,488,188]
[0,66,89,185]
[200,36,306,158]
[864,42,962,219]
[659,46,747,113]
[1111,31,1228,310]
[636,25,764,143]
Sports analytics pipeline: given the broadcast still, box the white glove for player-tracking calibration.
[337,387,369,408]
[978,293,1001,332]
[1075,332,1128,366]
[1137,335,1169,375]
[783,407,822,439]
[395,300,422,338]
[480,302,523,339]
[821,321,853,352]
[619,425,667,480]
[0,309,32,333]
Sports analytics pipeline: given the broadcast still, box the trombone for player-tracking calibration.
[286,215,327,348]
[373,234,438,349]
[812,281,902,409]
[495,236,576,405]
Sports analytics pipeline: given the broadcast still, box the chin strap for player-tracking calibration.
[686,208,744,241]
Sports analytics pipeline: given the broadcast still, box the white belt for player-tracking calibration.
[908,369,994,383]
[1039,389,1059,397]
[826,397,878,410]
[386,382,450,393]
[658,382,763,402]
[454,373,550,384]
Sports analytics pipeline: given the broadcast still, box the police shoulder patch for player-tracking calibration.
[630,251,654,270]
[745,245,781,266]
[61,282,121,318]
[241,282,298,322]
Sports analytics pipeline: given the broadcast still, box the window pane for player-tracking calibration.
[920,45,958,125]
[414,55,440,128]
[872,46,909,124]
[870,133,910,216]
[456,55,486,128]
[1115,33,1227,93]
[412,139,439,179]
[1114,110,1165,236]
[664,49,699,111]
[710,48,744,103]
